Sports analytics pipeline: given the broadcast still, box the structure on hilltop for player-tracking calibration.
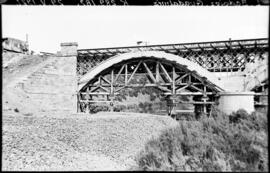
[2,37,29,54]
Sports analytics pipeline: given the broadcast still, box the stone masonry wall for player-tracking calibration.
[18,55,77,113]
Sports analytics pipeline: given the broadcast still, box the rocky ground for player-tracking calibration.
[2,111,178,171]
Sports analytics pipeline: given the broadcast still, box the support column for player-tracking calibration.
[86,87,90,113]
[193,95,202,118]
[167,66,177,117]
[218,92,255,114]
[57,42,78,113]
[108,95,115,112]
[166,95,177,117]
[156,62,160,83]
[109,69,115,112]
[201,95,209,114]
[77,92,81,113]
[125,64,128,85]
[201,85,209,114]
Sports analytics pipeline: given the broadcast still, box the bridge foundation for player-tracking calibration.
[218,92,255,114]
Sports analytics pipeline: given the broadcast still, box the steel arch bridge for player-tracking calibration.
[77,38,268,115]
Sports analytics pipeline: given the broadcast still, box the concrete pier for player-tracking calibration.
[218,92,255,114]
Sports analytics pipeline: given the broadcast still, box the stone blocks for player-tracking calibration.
[60,42,78,56]
[21,55,77,113]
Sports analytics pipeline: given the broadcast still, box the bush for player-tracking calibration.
[138,102,154,113]
[113,105,127,112]
[229,109,249,123]
[136,108,268,171]
[14,108,19,113]
[174,112,196,121]
[89,105,109,113]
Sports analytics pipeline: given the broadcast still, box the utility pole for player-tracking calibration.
[26,34,29,54]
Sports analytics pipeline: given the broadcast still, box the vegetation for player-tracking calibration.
[90,87,193,114]
[135,108,268,171]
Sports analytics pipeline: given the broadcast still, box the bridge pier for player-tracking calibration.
[217,92,255,114]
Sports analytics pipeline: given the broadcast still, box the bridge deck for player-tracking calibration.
[78,38,268,56]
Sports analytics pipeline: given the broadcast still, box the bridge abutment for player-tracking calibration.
[60,42,78,56]
[217,92,255,114]
[59,42,78,113]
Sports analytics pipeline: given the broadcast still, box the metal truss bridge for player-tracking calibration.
[76,38,268,114]
[77,38,268,78]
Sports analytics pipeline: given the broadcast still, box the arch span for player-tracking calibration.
[78,51,224,91]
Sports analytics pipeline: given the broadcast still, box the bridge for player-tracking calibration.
[76,38,268,115]
[3,37,267,116]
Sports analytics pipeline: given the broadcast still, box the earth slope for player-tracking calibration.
[2,112,178,171]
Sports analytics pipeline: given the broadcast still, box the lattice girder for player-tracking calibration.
[77,38,268,79]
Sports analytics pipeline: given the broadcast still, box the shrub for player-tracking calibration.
[113,105,127,112]
[89,105,109,113]
[229,109,249,123]
[14,108,19,113]
[136,108,268,172]
[138,102,154,113]
[174,112,196,121]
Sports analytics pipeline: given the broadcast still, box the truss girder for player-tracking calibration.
[77,38,268,79]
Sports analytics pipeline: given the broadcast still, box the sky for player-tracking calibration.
[2,6,269,53]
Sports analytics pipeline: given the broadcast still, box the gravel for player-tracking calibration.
[2,112,178,171]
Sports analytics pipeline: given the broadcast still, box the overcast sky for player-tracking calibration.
[2,6,269,53]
